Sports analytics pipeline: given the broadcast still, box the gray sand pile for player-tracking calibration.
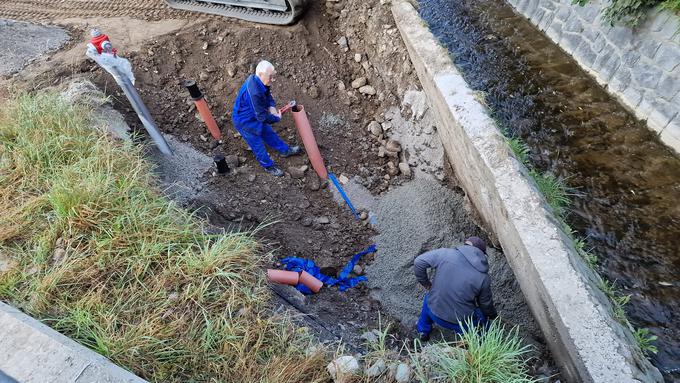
[367,178,544,346]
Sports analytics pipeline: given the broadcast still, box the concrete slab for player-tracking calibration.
[391,1,663,382]
[0,19,69,76]
[0,302,146,383]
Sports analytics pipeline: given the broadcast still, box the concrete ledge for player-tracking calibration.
[391,2,663,382]
[0,302,146,383]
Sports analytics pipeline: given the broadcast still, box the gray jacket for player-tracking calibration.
[414,245,497,323]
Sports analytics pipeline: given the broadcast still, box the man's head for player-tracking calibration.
[255,60,276,86]
[465,236,486,254]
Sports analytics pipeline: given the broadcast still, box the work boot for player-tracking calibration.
[280,145,302,158]
[264,166,284,177]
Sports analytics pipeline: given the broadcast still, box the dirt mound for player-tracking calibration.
[367,178,545,349]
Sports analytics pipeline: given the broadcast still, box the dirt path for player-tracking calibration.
[0,0,188,22]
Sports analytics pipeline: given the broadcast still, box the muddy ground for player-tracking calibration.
[2,0,559,379]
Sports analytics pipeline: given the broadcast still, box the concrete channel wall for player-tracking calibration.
[0,302,146,383]
[506,0,680,153]
[391,2,663,382]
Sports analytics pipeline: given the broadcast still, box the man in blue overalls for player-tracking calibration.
[232,60,301,176]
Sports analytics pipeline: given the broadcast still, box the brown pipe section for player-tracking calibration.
[195,98,221,140]
[299,270,323,293]
[267,269,300,286]
[291,105,328,179]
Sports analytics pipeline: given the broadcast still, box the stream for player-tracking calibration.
[417,0,680,378]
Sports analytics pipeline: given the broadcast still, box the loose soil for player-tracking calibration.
[3,0,558,379]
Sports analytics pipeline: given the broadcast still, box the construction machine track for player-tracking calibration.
[165,0,307,25]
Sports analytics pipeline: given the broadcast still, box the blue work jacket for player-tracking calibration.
[232,74,281,134]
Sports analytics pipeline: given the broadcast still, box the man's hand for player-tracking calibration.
[269,106,281,118]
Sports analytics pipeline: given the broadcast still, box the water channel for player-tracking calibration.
[417,0,680,378]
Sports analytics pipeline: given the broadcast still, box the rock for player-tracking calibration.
[167,292,179,301]
[354,53,362,63]
[368,121,383,137]
[199,71,209,81]
[338,174,350,184]
[394,363,412,383]
[351,77,367,89]
[386,161,399,176]
[238,156,248,164]
[337,81,346,91]
[288,166,307,179]
[359,211,368,220]
[399,162,412,177]
[308,86,320,99]
[316,216,330,224]
[298,200,311,209]
[359,85,377,95]
[308,175,321,191]
[385,140,402,153]
[337,36,348,50]
[248,174,256,182]
[378,146,386,157]
[202,41,209,50]
[199,134,208,142]
[327,355,359,382]
[302,218,313,227]
[225,154,239,169]
[360,330,379,343]
[365,358,387,377]
[353,264,364,275]
[227,66,237,77]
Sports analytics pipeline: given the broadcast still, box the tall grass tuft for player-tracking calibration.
[528,170,570,218]
[0,93,327,382]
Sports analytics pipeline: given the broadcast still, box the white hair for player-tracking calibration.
[255,60,275,75]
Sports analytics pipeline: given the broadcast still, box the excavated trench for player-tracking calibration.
[418,0,680,378]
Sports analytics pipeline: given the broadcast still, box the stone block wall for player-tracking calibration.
[506,0,680,152]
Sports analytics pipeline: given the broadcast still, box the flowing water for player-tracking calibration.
[417,0,680,377]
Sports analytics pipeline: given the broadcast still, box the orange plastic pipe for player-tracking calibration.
[291,105,328,179]
[299,270,323,293]
[195,98,221,140]
[267,269,300,286]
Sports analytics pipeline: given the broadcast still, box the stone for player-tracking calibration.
[327,355,359,382]
[656,44,680,72]
[386,161,399,176]
[354,53,362,62]
[316,216,330,224]
[399,162,412,177]
[632,66,663,89]
[302,218,313,227]
[337,36,348,50]
[359,211,368,220]
[308,86,320,99]
[199,71,209,81]
[202,41,209,50]
[351,77,367,89]
[359,85,377,95]
[288,166,307,179]
[247,174,256,182]
[378,146,386,157]
[385,139,402,152]
[225,154,239,169]
[337,81,346,91]
[368,121,383,136]
[394,363,412,383]
[338,174,350,184]
[365,358,387,377]
[353,264,364,275]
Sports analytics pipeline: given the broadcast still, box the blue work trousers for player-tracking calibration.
[235,123,290,169]
[416,294,488,335]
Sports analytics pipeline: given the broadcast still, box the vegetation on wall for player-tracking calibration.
[573,0,680,26]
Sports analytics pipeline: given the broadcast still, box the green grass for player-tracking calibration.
[411,320,536,383]
[597,278,631,324]
[0,93,327,382]
[528,170,571,218]
[574,0,680,25]
[634,328,659,356]
[506,136,530,165]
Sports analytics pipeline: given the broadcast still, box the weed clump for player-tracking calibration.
[0,93,326,382]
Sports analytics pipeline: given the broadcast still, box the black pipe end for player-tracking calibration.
[214,155,229,174]
[181,79,203,100]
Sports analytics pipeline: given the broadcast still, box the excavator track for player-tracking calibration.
[165,0,307,25]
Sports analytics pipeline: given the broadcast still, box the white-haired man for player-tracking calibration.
[232,60,301,176]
